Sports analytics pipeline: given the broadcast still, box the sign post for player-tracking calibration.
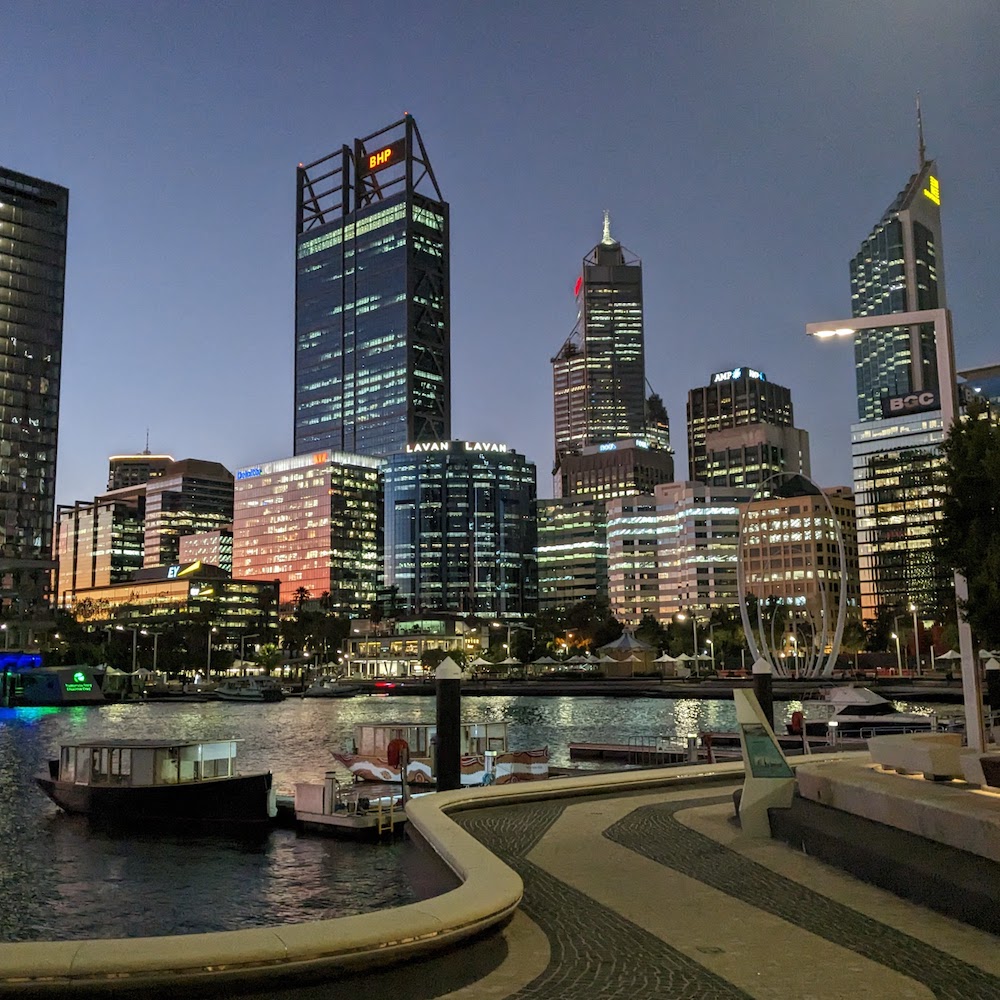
[435,657,463,791]
[734,688,795,837]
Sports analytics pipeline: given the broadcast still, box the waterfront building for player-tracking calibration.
[687,367,809,488]
[536,496,608,612]
[178,528,233,576]
[847,133,951,621]
[740,480,861,650]
[232,451,381,614]
[344,615,492,676]
[551,214,672,492]
[66,561,278,650]
[0,166,68,621]
[294,115,449,459]
[653,482,752,619]
[142,459,234,570]
[382,441,537,617]
[107,450,174,491]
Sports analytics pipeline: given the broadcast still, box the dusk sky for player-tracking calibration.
[6,1,999,506]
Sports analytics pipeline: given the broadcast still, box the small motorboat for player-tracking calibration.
[303,676,357,698]
[333,721,549,785]
[36,738,276,827]
[788,686,939,739]
[214,677,285,702]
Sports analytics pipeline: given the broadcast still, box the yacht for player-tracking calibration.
[214,677,285,702]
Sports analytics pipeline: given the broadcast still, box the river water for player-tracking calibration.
[0,691,924,942]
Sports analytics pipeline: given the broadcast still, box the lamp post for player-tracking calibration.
[240,633,260,673]
[206,626,218,679]
[141,631,162,673]
[909,602,921,676]
[676,612,699,674]
[891,632,902,675]
[707,638,715,673]
[116,625,139,673]
[0,623,7,650]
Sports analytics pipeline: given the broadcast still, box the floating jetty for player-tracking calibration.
[293,772,408,839]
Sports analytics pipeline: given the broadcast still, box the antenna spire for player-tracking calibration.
[916,93,927,168]
[144,428,150,455]
[601,209,615,245]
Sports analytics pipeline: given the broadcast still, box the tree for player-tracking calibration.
[256,643,282,672]
[939,399,1000,648]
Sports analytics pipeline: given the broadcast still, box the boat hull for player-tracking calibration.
[35,771,275,826]
[332,748,549,785]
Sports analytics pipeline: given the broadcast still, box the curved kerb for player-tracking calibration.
[0,764,746,996]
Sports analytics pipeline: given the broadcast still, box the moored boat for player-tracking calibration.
[788,686,939,738]
[36,738,276,827]
[303,676,358,698]
[333,721,548,785]
[215,677,285,702]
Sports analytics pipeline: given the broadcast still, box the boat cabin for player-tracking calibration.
[53,739,242,787]
[352,721,509,759]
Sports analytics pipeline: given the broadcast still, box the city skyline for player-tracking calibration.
[6,2,999,508]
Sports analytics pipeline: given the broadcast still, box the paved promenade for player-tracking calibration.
[250,778,1000,1000]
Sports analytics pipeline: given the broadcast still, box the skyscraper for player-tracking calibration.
[552,213,666,476]
[687,366,810,488]
[0,166,68,622]
[294,116,450,459]
[847,119,950,621]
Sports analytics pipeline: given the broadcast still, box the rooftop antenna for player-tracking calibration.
[916,92,927,168]
[143,428,150,456]
[601,209,615,246]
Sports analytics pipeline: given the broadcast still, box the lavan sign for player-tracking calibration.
[880,390,940,418]
[405,441,510,454]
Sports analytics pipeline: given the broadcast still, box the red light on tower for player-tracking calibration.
[573,275,583,297]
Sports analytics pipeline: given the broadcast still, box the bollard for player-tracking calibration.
[752,657,774,732]
[686,735,698,762]
[435,657,463,791]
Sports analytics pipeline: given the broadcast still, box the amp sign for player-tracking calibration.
[881,390,940,418]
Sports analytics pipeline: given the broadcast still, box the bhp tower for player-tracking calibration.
[294,116,450,458]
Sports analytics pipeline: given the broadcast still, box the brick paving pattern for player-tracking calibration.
[605,796,1000,1000]
[458,801,753,999]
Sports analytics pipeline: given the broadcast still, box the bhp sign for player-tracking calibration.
[881,390,939,418]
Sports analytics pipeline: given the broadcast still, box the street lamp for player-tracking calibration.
[909,602,921,677]
[676,612,699,673]
[206,627,218,679]
[890,632,902,675]
[707,637,715,673]
[0,624,8,650]
[116,625,140,673]
[141,631,163,673]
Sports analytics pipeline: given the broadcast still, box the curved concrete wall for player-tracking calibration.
[0,762,746,995]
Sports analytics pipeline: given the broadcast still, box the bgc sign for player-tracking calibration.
[881,390,940,418]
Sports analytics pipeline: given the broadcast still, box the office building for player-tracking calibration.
[652,482,752,619]
[0,166,68,620]
[740,480,861,643]
[536,497,608,612]
[232,451,381,614]
[107,450,174,491]
[55,490,145,607]
[557,438,675,502]
[382,441,537,617]
[178,529,233,576]
[960,363,1000,412]
[687,367,809,488]
[605,496,660,625]
[551,214,672,490]
[847,132,951,620]
[142,460,234,570]
[294,115,449,458]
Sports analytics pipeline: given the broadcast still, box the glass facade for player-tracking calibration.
[0,166,68,613]
[851,414,948,621]
[552,221,669,486]
[55,495,145,607]
[850,162,943,421]
[847,158,950,620]
[295,120,449,459]
[232,451,381,614]
[686,369,798,482]
[142,460,234,569]
[536,497,608,611]
[382,443,537,616]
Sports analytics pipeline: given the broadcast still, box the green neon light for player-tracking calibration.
[72,671,86,683]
